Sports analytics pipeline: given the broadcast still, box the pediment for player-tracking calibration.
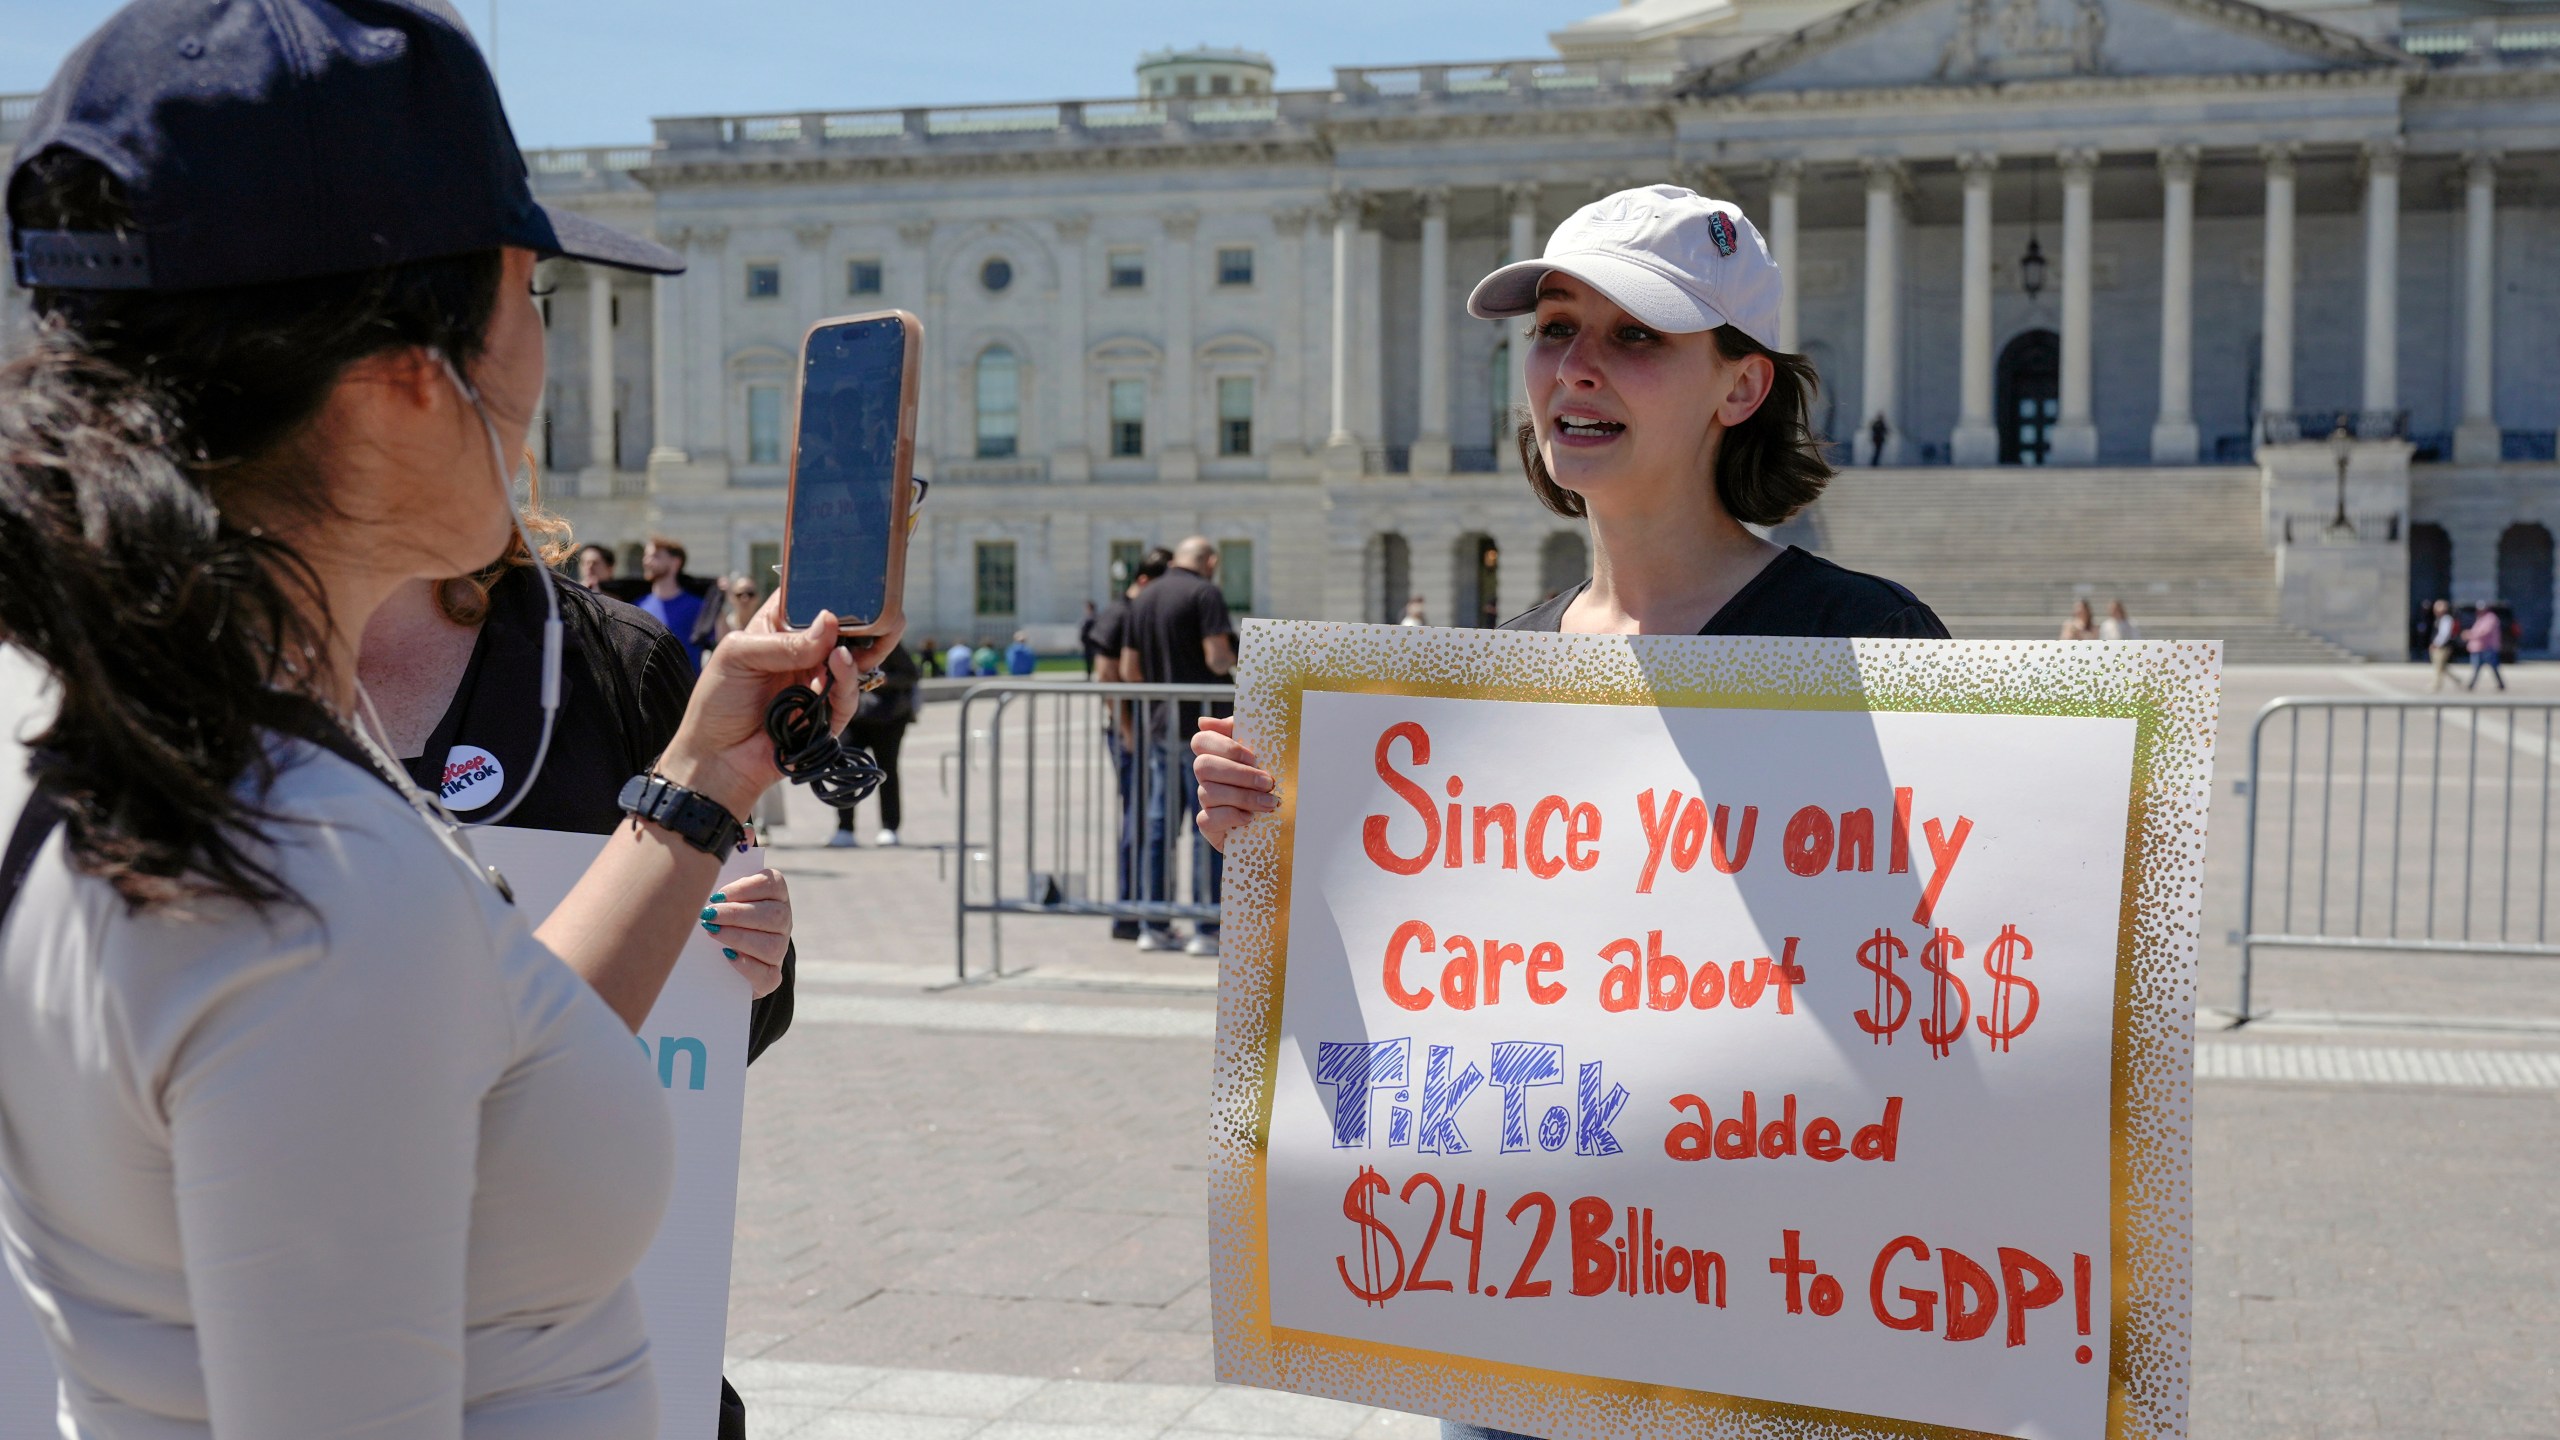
[1678,0,2404,95]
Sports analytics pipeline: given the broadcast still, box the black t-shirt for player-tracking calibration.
[1089,596,1133,662]
[398,566,795,1062]
[1500,545,1948,639]
[1124,566,1235,737]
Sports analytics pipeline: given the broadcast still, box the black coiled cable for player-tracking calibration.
[764,674,884,808]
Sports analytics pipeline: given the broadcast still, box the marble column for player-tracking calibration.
[1859,160,1903,466]
[2151,146,2200,464]
[2454,152,2502,464]
[648,228,691,468]
[1324,189,1362,471]
[2361,140,2401,417]
[1051,214,1092,481]
[584,264,616,493]
[1268,207,1308,462]
[2050,148,2098,465]
[1951,153,1999,466]
[2259,145,2297,434]
[1412,186,1454,475]
[1505,184,1540,420]
[1768,160,1802,354]
[899,219,935,472]
[688,225,727,475]
[1160,209,1200,482]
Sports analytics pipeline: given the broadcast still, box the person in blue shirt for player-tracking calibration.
[946,641,976,678]
[632,535,719,672]
[1006,631,1037,675]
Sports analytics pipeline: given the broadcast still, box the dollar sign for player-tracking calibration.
[1976,924,2040,1053]
[1917,928,1972,1060]
[1336,1166,1405,1306]
[1854,928,1911,1045]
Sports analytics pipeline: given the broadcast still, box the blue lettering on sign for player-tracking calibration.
[1317,1037,1622,1159]
[634,1035,710,1090]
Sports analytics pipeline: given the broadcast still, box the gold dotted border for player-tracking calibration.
[1208,622,2220,1440]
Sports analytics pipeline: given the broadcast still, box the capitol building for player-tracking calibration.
[7,0,2556,658]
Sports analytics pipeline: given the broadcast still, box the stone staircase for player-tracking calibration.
[1773,465,2363,664]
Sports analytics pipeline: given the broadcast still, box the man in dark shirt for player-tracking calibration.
[1092,547,1171,940]
[1119,537,1236,955]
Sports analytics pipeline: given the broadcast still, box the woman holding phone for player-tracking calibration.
[0,4,894,1435]
[1188,186,1944,1440]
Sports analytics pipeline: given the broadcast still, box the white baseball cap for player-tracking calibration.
[1467,184,1783,352]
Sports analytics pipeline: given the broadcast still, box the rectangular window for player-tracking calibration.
[747,384,783,465]
[1217,376,1253,456]
[609,294,620,326]
[745,262,781,300]
[1108,249,1145,290]
[746,541,781,596]
[1109,539,1147,592]
[1109,379,1146,457]
[975,349,1020,459]
[1218,539,1254,615]
[1216,246,1254,287]
[975,541,1018,617]
[847,258,883,295]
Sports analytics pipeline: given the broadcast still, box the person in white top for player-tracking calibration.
[0,4,897,1436]
[2099,599,2142,641]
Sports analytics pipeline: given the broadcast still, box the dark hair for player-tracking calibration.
[578,541,616,568]
[646,534,687,567]
[0,149,503,910]
[1515,324,1832,527]
[1136,546,1174,581]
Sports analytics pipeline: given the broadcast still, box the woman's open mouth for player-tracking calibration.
[1553,414,1625,446]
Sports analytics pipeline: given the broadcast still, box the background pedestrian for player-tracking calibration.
[834,641,920,848]
[2428,599,2457,690]
[1121,535,1236,956]
[2467,601,2507,689]
[2061,598,2100,640]
[2100,599,2141,641]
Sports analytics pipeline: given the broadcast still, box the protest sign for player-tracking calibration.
[0,827,751,1439]
[1210,621,2220,1440]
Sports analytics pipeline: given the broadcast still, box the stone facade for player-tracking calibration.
[7,4,2556,655]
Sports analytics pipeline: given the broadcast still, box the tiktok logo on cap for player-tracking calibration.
[440,744,506,812]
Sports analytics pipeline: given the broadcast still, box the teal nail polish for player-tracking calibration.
[711,892,726,903]
[699,907,717,921]
[723,948,737,960]
[704,923,720,934]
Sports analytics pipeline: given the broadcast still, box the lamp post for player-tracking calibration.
[2326,413,2355,538]
[2020,160,2048,302]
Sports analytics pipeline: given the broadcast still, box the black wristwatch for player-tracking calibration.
[616,773,745,856]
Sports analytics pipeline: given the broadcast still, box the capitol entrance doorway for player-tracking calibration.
[1454,533,1501,629]
[1998,329,2060,466]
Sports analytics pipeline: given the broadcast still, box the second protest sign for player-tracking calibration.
[1210,621,2220,1440]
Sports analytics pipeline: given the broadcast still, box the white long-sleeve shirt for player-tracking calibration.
[0,696,672,1437]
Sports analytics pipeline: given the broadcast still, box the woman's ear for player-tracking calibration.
[1715,352,1777,429]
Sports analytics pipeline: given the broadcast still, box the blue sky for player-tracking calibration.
[4,1,1584,148]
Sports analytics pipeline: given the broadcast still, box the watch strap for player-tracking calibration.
[616,773,744,856]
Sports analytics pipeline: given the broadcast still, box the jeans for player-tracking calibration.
[1138,714,1221,936]
[2469,650,2506,690]
[1108,726,1139,920]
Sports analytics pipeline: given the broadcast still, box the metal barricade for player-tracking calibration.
[951,680,1236,981]
[2235,695,2560,1018]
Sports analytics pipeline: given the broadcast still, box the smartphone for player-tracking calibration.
[781,310,921,641]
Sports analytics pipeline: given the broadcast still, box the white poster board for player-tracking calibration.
[1210,622,2220,1440]
[0,826,751,1439]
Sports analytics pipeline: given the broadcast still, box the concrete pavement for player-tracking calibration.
[729,661,2560,1439]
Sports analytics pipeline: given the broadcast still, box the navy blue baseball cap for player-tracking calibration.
[8,0,681,291]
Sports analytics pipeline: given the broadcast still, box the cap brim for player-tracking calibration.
[529,203,685,275]
[1466,251,1725,333]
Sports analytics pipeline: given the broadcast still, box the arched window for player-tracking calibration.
[1998,331,2060,466]
[975,347,1019,459]
[1540,532,1588,602]
[2498,523,2554,653]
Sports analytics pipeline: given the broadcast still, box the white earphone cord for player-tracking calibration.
[423,355,563,830]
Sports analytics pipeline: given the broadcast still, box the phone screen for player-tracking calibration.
[785,316,907,628]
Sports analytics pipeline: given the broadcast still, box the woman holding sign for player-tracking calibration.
[0,3,892,1435]
[1189,186,1944,1440]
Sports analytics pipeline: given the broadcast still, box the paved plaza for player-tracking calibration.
[728,661,2560,1439]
